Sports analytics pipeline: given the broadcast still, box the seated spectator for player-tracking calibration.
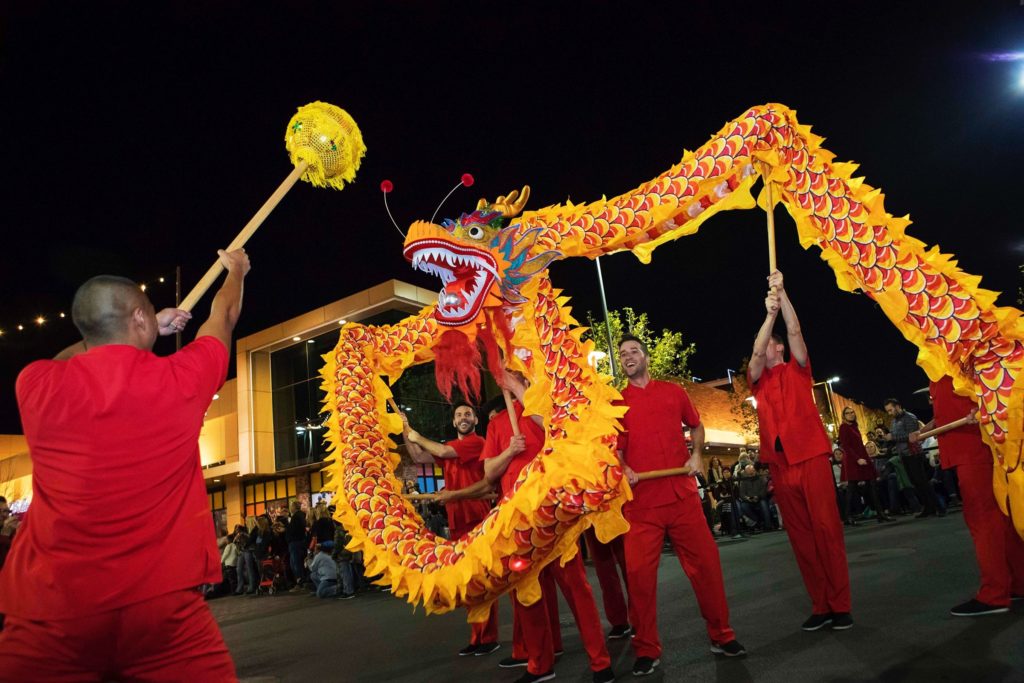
[886,453,922,515]
[736,464,773,531]
[712,469,742,538]
[732,450,752,477]
[307,543,340,598]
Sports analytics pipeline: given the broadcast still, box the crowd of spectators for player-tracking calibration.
[697,404,963,542]
[209,500,377,601]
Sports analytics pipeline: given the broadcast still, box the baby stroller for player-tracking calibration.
[258,555,288,595]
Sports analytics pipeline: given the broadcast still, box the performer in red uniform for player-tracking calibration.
[911,376,1024,615]
[748,270,852,632]
[837,407,892,524]
[616,334,745,677]
[439,373,614,683]
[0,249,249,681]
[583,527,631,639]
[403,403,500,656]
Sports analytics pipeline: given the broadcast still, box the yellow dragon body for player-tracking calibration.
[321,103,1024,617]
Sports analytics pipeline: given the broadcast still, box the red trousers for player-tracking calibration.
[957,462,1024,605]
[770,455,851,614]
[584,528,629,627]
[453,523,500,645]
[0,588,236,682]
[511,553,611,674]
[624,493,735,659]
[469,602,500,645]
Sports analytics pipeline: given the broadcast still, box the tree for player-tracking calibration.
[584,307,696,388]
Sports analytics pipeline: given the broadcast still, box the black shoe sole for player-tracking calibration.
[801,619,833,631]
[709,645,747,657]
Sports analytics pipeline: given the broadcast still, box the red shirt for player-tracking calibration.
[616,379,699,509]
[481,402,546,494]
[0,337,228,620]
[837,422,877,482]
[930,377,990,468]
[749,356,832,466]
[436,434,491,534]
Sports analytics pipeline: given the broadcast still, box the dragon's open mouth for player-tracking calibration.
[403,238,499,326]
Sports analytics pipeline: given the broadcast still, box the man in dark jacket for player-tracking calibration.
[737,465,773,531]
[286,502,308,588]
[884,398,942,518]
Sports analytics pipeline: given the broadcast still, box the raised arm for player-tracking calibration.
[771,271,808,367]
[749,289,780,384]
[196,249,250,351]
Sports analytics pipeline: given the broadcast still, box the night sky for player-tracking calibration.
[2,1,1023,433]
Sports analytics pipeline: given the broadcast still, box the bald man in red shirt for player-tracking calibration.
[749,270,851,632]
[0,249,249,681]
[616,334,745,677]
[911,376,1024,615]
[403,402,500,656]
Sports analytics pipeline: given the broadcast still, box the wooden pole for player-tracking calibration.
[917,414,974,441]
[502,389,521,437]
[403,492,436,501]
[179,160,310,312]
[764,164,777,278]
[635,466,692,481]
[387,398,401,415]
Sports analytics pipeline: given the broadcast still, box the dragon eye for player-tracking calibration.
[467,226,484,240]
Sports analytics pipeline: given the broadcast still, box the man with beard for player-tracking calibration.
[617,334,745,677]
[748,270,852,632]
[436,373,614,683]
[884,397,943,518]
[403,403,500,657]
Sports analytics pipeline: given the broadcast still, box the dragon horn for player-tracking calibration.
[476,186,531,218]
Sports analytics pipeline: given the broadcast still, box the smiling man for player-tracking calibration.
[403,403,499,657]
[616,334,745,677]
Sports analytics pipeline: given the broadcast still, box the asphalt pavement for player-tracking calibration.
[212,511,1024,683]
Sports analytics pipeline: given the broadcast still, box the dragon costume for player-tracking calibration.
[320,103,1024,619]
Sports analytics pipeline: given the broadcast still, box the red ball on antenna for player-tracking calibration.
[460,173,475,187]
[380,179,394,193]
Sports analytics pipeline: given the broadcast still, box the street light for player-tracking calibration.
[813,376,841,434]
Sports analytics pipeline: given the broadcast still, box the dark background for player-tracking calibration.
[2,1,1023,432]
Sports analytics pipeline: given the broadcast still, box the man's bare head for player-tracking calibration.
[72,275,157,348]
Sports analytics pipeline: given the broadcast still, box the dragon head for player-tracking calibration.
[403,186,559,329]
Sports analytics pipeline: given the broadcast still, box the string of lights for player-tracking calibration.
[0,272,178,340]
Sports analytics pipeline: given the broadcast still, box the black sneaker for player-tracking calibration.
[554,649,564,657]
[458,644,478,656]
[337,592,355,600]
[831,612,854,630]
[631,657,660,676]
[709,639,747,657]
[499,657,529,669]
[475,642,500,656]
[950,599,1009,616]
[801,613,833,631]
[592,667,615,683]
[514,670,555,683]
[608,624,633,639]
[1011,594,1023,602]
